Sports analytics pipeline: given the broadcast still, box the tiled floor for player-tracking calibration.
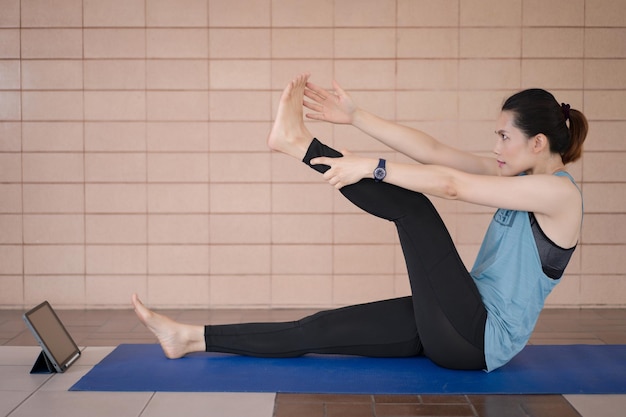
[1,306,625,417]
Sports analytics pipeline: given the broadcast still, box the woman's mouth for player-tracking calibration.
[497,160,505,168]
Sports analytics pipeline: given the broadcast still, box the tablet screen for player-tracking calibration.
[24,301,80,371]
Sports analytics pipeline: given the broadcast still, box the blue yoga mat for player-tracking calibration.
[70,344,626,394]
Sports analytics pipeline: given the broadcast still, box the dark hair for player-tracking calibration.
[502,89,588,164]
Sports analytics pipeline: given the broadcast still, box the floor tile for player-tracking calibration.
[0,391,32,417]
[141,392,275,417]
[564,395,626,417]
[9,391,153,417]
[0,366,51,391]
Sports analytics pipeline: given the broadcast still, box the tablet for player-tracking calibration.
[23,301,81,373]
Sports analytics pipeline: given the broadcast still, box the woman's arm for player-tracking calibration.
[304,80,498,176]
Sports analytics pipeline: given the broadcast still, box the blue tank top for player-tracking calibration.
[471,172,579,371]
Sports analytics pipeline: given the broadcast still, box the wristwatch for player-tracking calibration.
[374,158,387,182]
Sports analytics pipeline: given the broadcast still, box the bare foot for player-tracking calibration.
[131,294,205,359]
[267,72,315,160]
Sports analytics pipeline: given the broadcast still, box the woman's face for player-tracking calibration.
[493,111,535,176]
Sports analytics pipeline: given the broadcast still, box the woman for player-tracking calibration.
[133,73,587,372]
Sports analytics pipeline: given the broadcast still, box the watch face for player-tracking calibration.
[374,167,386,180]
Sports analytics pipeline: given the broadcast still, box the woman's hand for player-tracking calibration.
[303,80,357,125]
[310,152,376,189]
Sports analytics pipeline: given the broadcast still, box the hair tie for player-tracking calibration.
[561,103,571,121]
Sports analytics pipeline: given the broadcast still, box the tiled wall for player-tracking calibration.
[1,0,625,309]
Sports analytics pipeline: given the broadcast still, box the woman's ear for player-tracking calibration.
[532,133,549,154]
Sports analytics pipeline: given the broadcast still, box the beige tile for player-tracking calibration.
[86,184,147,213]
[209,28,270,58]
[211,91,270,121]
[147,28,208,58]
[271,60,333,90]
[272,0,333,26]
[0,214,21,243]
[584,91,626,121]
[333,214,397,244]
[271,184,333,213]
[272,275,333,306]
[24,275,85,307]
[83,0,145,27]
[333,274,395,305]
[86,153,146,182]
[209,214,271,244]
[210,245,270,274]
[545,274,581,306]
[210,183,270,213]
[0,0,20,27]
[22,153,83,183]
[584,59,626,89]
[459,91,509,121]
[209,0,271,27]
[397,91,458,120]
[148,183,209,213]
[210,60,271,90]
[84,60,146,90]
[523,28,584,58]
[0,152,20,182]
[24,245,84,274]
[582,214,626,245]
[334,0,395,27]
[0,245,22,274]
[460,0,522,26]
[0,59,19,89]
[148,153,209,182]
[148,245,209,274]
[21,28,82,58]
[585,0,626,26]
[581,245,626,275]
[210,122,269,152]
[8,391,152,417]
[397,60,458,90]
[147,59,208,90]
[460,28,522,58]
[335,29,396,59]
[523,0,584,26]
[271,245,332,274]
[149,214,209,244]
[456,213,492,244]
[581,275,626,306]
[144,392,276,417]
[272,214,332,244]
[0,276,23,306]
[147,91,209,121]
[334,245,395,274]
[585,28,626,58]
[86,275,146,306]
[22,91,83,121]
[85,91,146,121]
[0,122,21,151]
[585,121,626,151]
[85,122,146,152]
[23,184,83,213]
[0,91,20,120]
[84,28,146,58]
[209,152,270,183]
[148,122,208,151]
[210,275,271,306]
[334,60,396,90]
[23,214,84,244]
[398,0,459,27]
[583,152,626,182]
[0,29,20,58]
[270,152,328,183]
[459,60,521,90]
[148,275,210,307]
[23,122,83,152]
[21,0,82,27]
[272,28,333,59]
[86,214,147,244]
[86,245,147,274]
[147,0,208,27]
[522,59,583,90]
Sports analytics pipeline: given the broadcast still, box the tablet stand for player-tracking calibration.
[30,350,57,374]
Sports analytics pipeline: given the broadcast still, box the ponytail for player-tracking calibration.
[502,89,588,165]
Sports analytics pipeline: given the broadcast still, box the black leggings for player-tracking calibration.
[204,139,487,370]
